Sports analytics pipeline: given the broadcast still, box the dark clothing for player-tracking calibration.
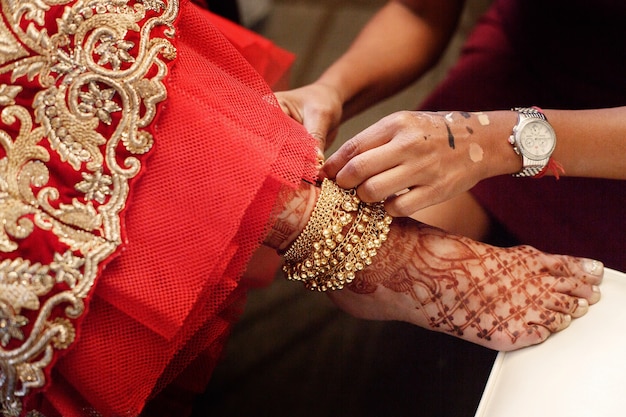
[194,0,241,23]
[421,0,626,271]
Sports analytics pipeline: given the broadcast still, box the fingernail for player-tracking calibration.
[584,259,603,276]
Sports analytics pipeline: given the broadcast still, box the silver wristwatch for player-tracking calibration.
[508,107,557,177]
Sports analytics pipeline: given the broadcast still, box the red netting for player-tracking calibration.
[27,2,318,415]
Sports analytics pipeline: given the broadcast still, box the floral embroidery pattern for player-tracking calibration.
[0,1,178,414]
[78,82,123,125]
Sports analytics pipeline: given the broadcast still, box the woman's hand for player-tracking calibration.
[275,83,344,154]
[323,110,512,217]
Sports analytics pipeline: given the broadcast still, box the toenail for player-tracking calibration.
[584,259,603,275]
[590,285,602,303]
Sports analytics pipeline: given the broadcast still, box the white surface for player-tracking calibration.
[475,268,626,417]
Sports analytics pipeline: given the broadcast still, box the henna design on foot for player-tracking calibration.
[333,218,602,351]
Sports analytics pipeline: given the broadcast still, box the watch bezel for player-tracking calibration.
[514,117,557,161]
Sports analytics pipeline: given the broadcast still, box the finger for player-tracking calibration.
[324,121,394,178]
[323,142,367,179]
[276,96,303,123]
[356,165,417,203]
[384,186,444,217]
[353,165,421,203]
[302,110,332,150]
[335,151,411,196]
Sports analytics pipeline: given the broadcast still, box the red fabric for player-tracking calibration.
[201,8,295,90]
[0,2,172,415]
[8,1,317,416]
[419,0,626,271]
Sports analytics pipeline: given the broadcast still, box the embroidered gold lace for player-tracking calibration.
[0,1,178,414]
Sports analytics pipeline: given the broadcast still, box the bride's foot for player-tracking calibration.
[329,217,603,351]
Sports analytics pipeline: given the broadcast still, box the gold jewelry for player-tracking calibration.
[283,179,392,291]
[281,178,347,262]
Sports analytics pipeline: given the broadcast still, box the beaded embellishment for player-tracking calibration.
[283,179,392,291]
[0,1,178,414]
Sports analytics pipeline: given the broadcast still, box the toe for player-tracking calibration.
[537,311,572,334]
[500,324,552,352]
[548,312,572,333]
[574,258,604,284]
[552,277,601,305]
[549,255,604,285]
[543,294,589,318]
[582,259,604,281]
[571,298,589,318]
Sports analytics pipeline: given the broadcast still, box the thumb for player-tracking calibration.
[302,109,333,151]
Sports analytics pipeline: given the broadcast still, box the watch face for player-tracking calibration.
[518,120,556,159]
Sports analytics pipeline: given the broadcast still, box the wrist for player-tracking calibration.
[507,107,562,178]
[457,110,521,179]
[479,110,525,177]
[314,75,350,110]
[316,60,366,115]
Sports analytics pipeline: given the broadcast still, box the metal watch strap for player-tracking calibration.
[514,163,545,178]
[515,107,545,121]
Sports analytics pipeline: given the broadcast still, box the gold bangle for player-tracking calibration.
[283,179,392,291]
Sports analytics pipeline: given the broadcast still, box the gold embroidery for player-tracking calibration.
[0,0,179,414]
[0,17,28,67]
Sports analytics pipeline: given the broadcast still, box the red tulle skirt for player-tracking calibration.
[3,1,317,415]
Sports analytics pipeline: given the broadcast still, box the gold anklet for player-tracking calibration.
[282,179,392,291]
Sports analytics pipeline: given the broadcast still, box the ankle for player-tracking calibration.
[263,181,320,251]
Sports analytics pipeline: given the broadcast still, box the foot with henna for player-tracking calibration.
[265,180,603,352]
